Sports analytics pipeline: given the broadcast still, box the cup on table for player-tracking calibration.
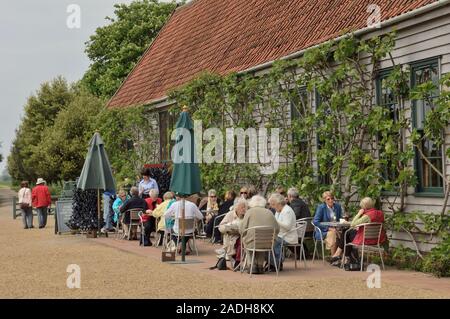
[339,218,346,223]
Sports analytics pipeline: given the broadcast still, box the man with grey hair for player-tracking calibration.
[268,193,297,271]
[120,186,147,240]
[287,187,311,258]
[287,187,310,220]
[239,195,279,274]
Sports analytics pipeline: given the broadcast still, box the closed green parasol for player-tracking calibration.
[169,106,202,261]
[77,132,116,236]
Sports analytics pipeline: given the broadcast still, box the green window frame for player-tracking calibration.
[314,91,332,186]
[411,58,443,194]
[376,68,401,188]
[290,87,309,154]
[159,110,176,163]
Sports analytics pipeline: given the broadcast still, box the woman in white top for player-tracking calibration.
[268,193,297,270]
[138,168,159,199]
[18,181,33,229]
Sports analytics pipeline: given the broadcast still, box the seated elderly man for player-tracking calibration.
[119,186,148,240]
[239,195,279,274]
[268,193,297,271]
[216,198,247,261]
[287,187,310,220]
[164,195,204,254]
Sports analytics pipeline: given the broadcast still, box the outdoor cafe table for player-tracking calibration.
[319,221,352,229]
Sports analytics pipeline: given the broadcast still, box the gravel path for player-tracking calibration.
[0,188,447,299]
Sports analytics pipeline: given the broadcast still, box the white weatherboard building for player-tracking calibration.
[108,0,450,251]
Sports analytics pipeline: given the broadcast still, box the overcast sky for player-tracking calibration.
[0,0,181,173]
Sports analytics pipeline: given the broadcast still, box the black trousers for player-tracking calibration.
[213,214,225,242]
[157,230,164,246]
[205,215,223,242]
[142,217,156,246]
[337,228,358,258]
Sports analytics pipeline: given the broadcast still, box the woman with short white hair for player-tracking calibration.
[248,195,267,209]
[142,187,162,246]
[268,193,297,271]
[336,197,387,268]
[239,194,279,274]
[150,191,175,246]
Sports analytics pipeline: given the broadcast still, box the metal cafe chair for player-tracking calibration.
[341,222,385,271]
[241,226,279,277]
[279,221,308,270]
[174,217,199,256]
[126,208,143,240]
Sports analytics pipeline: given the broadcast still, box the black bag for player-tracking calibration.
[20,203,30,210]
[344,262,361,271]
[209,257,227,270]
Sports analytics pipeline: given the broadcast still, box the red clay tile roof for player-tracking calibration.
[108,0,438,108]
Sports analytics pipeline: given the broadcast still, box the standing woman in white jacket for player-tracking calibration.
[18,181,33,229]
[268,193,297,271]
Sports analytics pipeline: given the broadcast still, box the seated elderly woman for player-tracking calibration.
[211,190,237,243]
[149,191,175,246]
[268,193,297,271]
[336,197,387,267]
[313,191,343,259]
[239,195,279,274]
[216,198,247,262]
[201,189,220,238]
[139,189,162,246]
[112,189,129,226]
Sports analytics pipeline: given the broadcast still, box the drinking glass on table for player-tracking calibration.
[343,209,350,222]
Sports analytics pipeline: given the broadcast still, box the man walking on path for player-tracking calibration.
[32,178,51,229]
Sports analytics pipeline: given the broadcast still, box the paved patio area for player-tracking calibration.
[94,231,450,292]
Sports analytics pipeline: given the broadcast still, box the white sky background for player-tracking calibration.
[0,0,178,174]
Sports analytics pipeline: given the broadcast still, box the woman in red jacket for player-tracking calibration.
[32,178,51,229]
[339,197,386,266]
[141,189,162,246]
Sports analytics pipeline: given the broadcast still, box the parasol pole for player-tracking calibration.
[180,105,189,262]
[97,188,100,236]
[181,197,186,262]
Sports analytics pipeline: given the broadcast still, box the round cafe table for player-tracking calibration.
[319,221,351,229]
[319,222,353,257]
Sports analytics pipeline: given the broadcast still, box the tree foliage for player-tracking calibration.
[31,89,105,183]
[81,0,178,98]
[8,1,180,184]
[7,77,75,183]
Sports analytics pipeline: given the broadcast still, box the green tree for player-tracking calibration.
[82,0,178,98]
[31,89,105,183]
[7,77,74,183]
